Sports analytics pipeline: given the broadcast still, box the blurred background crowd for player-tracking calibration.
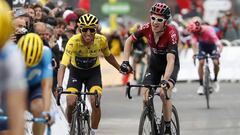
[5,0,240,87]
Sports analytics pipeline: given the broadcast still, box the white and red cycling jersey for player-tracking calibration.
[131,23,179,55]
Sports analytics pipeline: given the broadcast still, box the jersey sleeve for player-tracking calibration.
[166,28,179,55]
[100,35,111,57]
[61,36,74,66]
[6,45,27,91]
[41,47,53,79]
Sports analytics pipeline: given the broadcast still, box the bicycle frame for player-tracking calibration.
[0,115,51,135]
[126,83,180,135]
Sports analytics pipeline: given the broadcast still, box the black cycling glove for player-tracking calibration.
[56,85,63,94]
[120,61,133,74]
[160,80,170,90]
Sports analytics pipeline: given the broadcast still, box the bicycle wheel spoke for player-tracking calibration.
[142,116,152,134]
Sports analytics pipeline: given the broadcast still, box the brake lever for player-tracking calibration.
[126,82,132,99]
[56,91,62,106]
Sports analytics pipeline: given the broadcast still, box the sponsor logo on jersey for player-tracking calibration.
[28,69,41,81]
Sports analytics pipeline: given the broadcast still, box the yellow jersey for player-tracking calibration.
[61,33,111,69]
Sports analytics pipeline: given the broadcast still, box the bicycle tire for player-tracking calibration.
[171,105,180,135]
[138,107,156,135]
[69,108,78,135]
[159,105,180,135]
[79,111,91,135]
[204,67,210,109]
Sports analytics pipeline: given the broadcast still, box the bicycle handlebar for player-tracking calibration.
[0,116,51,135]
[193,54,218,66]
[57,91,100,108]
[26,117,48,123]
[126,82,170,100]
[194,54,218,60]
[0,116,47,124]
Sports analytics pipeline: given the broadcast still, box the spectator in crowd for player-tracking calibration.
[108,30,123,56]
[11,17,28,43]
[26,5,35,19]
[64,12,78,31]
[221,11,239,41]
[54,18,68,59]
[73,8,88,19]
[33,3,44,22]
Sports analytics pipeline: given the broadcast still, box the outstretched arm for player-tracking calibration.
[104,54,120,71]
[123,36,134,61]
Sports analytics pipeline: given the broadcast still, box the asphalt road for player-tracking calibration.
[96,82,240,135]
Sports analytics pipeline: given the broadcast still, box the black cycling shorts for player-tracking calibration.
[198,42,220,59]
[67,65,102,94]
[142,53,179,86]
[142,65,179,86]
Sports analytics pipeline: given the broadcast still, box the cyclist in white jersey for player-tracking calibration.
[0,1,27,135]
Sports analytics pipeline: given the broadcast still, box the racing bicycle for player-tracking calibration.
[57,84,99,135]
[194,54,215,109]
[126,82,180,135]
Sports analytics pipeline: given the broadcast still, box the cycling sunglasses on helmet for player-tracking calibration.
[81,28,96,33]
[150,16,165,23]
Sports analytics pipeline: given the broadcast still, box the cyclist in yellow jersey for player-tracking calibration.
[57,13,120,135]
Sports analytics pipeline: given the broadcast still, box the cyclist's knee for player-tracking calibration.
[66,95,76,107]
[213,59,220,66]
[142,87,149,101]
[89,85,102,95]
[30,98,44,117]
[160,81,174,101]
[199,60,204,67]
[159,89,165,100]
[89,86,102,107]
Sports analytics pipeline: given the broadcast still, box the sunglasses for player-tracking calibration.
[150,16,165,23]
[81,28,96,33]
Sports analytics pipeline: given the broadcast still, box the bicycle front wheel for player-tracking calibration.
[171,105,180,135]
[159,105,180,135]
[138,107,156,135]
[69,109,78,135]
[78,111,91,135]
[204,67,210,109]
